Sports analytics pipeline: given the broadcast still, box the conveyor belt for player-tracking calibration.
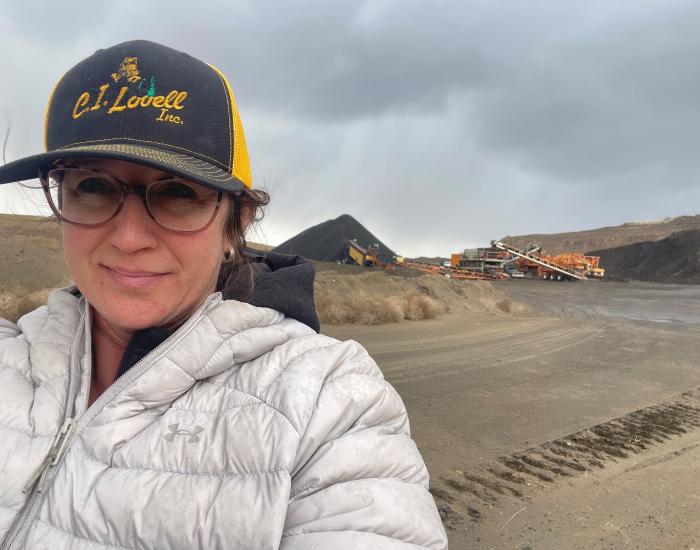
[491,241,585,280]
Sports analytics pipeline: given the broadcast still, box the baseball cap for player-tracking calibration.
[0,40,251,192]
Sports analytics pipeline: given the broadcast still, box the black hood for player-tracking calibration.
[222,249,320,333]
[117,250,319,379]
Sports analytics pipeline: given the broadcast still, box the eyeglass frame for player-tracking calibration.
[38,163,228,234]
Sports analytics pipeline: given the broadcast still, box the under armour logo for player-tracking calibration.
[164,423,204,443]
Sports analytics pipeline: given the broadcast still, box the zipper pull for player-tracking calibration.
[23,418,75,494]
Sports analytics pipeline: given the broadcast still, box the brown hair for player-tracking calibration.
[216,188,270,300]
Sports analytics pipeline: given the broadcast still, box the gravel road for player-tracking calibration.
[323,280,700,549]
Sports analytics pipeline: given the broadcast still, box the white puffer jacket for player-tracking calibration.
[0,288,447,549]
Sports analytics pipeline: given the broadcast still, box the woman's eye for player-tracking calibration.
[76,177,114,194]
[155,182,198,200]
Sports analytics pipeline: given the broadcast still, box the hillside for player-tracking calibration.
[273,214,396,264]
[589,229,700,284]
[0,213,68,290]
[502,214,700,255]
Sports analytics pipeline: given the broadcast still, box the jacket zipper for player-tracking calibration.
[21,418,76,494]
[0,293,221,550]
[0,305,86,550]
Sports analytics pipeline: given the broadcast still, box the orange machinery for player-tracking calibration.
[397,258,508,280]
[514,252,604,279]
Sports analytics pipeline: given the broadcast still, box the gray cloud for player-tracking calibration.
[2,0,700,257]
[475,3,700,187]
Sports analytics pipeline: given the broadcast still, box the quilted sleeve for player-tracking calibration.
[279,339,448,550]
[0,318,19,339]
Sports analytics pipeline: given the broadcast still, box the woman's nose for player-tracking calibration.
[106,193,159,253]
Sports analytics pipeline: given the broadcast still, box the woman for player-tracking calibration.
[0,40,447,549]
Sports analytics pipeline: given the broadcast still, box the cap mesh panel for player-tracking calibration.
[207,64,252,189]
[232,102,251,189]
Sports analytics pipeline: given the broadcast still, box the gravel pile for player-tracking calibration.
[273,214,396,264]
[589,229,700,283]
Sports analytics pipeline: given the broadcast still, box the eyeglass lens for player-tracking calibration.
[46,168,220,231]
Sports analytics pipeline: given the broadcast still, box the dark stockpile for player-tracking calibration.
[589,229,700,283]
[273,214,397,264]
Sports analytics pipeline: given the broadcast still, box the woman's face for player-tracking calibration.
[61,158,231,333]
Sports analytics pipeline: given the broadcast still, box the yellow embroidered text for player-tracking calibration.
[72,84,187,125]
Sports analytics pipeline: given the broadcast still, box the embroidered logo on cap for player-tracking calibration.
[72,56,188,126]
[111,57,141,83]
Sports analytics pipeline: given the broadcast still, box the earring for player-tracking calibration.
[222,247,235,263]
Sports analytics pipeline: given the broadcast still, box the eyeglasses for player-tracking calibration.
[39,165,224,233]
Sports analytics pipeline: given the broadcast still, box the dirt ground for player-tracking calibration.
[323,279,700,549]
[0,214,67,291]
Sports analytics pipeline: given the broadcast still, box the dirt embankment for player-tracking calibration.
[1,267,527,327]
[0,214,69,322]
[589,229,700,284]
[315,269,531,325]
[503,214,700,255]
[0,214,68,290]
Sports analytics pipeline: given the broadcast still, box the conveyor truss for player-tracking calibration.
[491,240,586,281]
[396,259,509,281]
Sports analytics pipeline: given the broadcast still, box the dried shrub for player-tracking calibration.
[353,295,397,325]
[496,297,512,313]
[316,287,449,325]
[386,296,407,320]
[405,292,443,320]
[0,286,50,323]
[315,290,355,324]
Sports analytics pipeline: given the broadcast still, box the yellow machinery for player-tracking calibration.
[345,240,382,267]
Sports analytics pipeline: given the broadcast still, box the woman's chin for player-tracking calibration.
[91,298,181,333]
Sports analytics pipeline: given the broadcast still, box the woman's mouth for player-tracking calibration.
[102,265,170,288]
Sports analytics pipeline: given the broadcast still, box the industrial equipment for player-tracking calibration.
[344,239,382,267]
[491,241,605,281]
[396,258,509,280]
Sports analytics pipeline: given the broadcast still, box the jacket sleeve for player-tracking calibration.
[278,339,448,550]
[0,318,20,339]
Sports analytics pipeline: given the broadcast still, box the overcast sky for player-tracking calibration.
[2,0,700,257]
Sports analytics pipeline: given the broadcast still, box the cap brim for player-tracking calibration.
[0,143,248,193]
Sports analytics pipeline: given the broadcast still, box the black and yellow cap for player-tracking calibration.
[0,40,252,192]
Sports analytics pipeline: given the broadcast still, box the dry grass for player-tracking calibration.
[496,297,512,314]
[0,285,51,323]
[316,289,445,325]
[314,270,524,325]
[405,292,443,320]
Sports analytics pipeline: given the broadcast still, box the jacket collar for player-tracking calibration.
[222,249,320,333]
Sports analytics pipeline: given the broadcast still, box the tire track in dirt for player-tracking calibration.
[368,319,554,359]
[384,322,604,385]
[380,322,580,373]
[432,389,700,531]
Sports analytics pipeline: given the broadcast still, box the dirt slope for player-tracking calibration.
[503,214,700,254]
[315,270,531,325]
[0,213,68,290]
[589,229,700,283]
